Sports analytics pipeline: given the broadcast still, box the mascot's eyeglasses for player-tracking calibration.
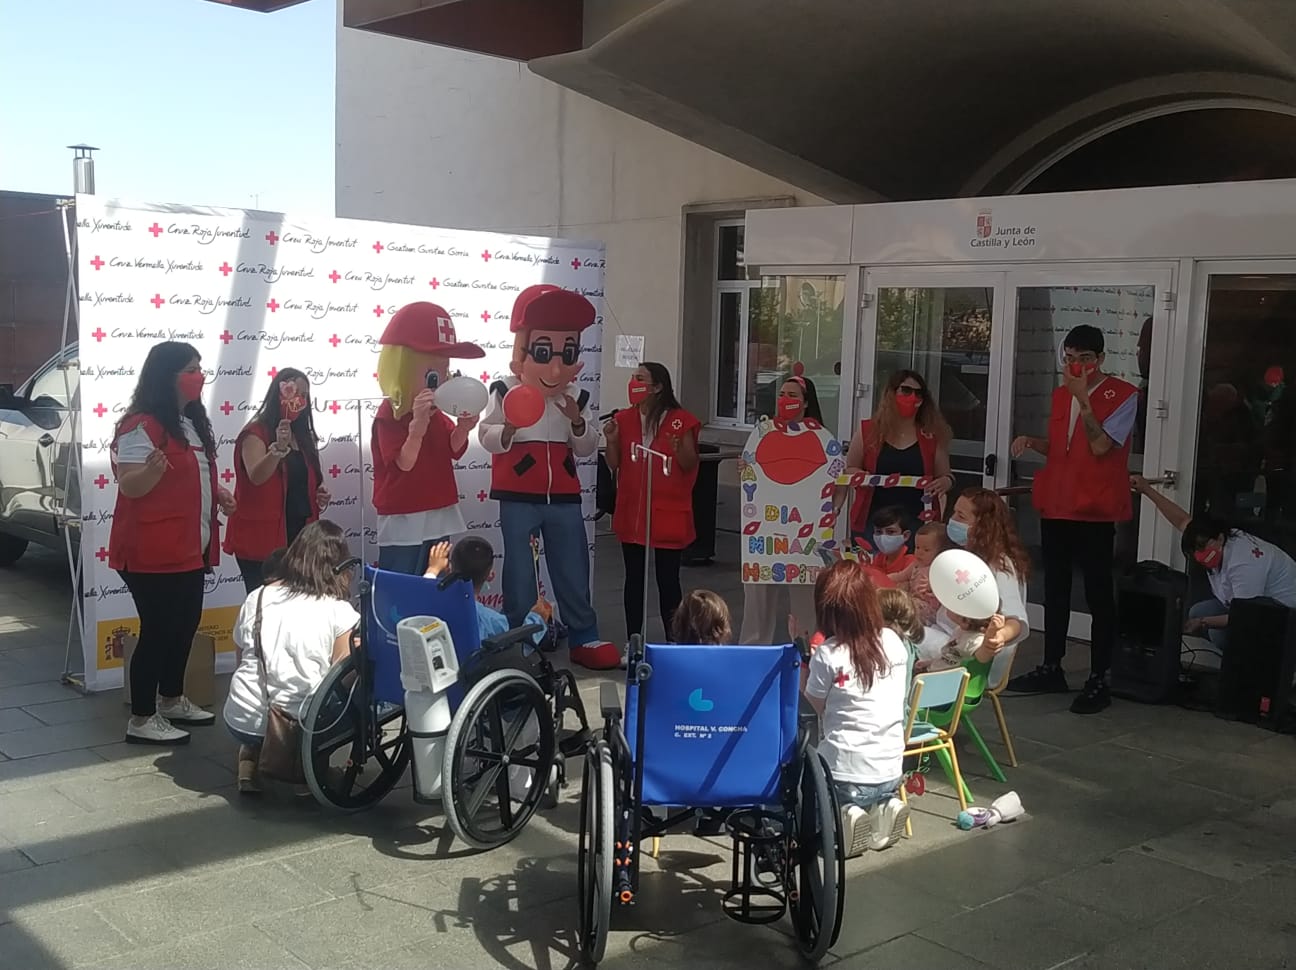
[525,337,580,367]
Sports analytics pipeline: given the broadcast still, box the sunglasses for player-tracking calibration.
[896,385,925,398]
[526,338,580,367]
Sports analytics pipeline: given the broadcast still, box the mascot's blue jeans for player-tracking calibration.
[499,500,599,645]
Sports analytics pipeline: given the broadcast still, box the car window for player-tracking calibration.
[26,356,79,407]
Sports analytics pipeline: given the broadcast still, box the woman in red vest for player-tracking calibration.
[839,370,954,551]
[110,341,235,746]
[605,362,700,651]
[224,370,328,592]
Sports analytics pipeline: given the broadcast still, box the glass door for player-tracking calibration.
[996,266,1177,640]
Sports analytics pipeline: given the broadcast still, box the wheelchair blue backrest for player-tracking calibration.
[364,565,481,706]
[626,642,801,808]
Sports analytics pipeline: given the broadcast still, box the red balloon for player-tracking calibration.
[503,384,545,428]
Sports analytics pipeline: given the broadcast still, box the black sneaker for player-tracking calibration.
[1070,676,1111,715]
[1005,664,1069,694]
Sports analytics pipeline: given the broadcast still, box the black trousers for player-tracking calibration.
[236,557,264,595]
[621,543,683,642]
[119,569,206,717]
[1040,519,1117,678]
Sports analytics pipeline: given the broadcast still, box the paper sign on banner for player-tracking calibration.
[614,334,644,369]
[739,416,844,585]
[75,196,604,692]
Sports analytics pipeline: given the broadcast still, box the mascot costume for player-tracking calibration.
[478,284,619,669]
[371,301,485,574]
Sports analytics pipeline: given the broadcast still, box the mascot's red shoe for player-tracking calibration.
[570,640,622,671]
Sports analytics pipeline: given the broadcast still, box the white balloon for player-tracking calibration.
[435,375,489,417]
[928,549,1000,620]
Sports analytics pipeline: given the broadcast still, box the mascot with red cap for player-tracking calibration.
[478,285,619,669]
[371,302,485,574]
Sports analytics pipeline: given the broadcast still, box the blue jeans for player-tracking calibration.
[378,537,449,576]
[1189,597,1230,652]
[499,500,599,645]
[834,777,902,811]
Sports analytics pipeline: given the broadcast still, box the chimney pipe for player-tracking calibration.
[68,144,99,195]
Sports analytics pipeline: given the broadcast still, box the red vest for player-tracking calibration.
[108,414,219,573]
[849,419,939,536]
[1032,378,1137,522]
[487,384,588,504]
[371,403,463,515]
[223,421,321,559]
[611,407,701,549]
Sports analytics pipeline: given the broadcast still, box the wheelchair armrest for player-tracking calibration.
[599,681,622,719]
[481,623,544,654]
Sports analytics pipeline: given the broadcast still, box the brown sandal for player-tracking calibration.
[237,744,262,795]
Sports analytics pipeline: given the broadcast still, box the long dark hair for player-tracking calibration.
[277,519,352,601]
[870,369,951,448]
[119,341,216,460]
[641,361,682,433]
[959,487,1032,580]
[249,368,322,481]
[1180,515,1237,559]
[814,560,889,689]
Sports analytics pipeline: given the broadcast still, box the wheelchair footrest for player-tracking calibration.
[721,808,787,926]
[559,726,591,759]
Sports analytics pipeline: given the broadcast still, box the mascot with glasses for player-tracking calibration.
[478,285,620,670]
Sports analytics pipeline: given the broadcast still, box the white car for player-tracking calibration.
[0,344,80,565]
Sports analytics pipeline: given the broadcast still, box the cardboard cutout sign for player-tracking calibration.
[740,416,844,585]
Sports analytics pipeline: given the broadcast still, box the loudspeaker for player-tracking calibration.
[1111,561,1187,704]
[1217,597,1296,732]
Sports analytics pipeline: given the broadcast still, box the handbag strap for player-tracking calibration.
[252,588,271,708]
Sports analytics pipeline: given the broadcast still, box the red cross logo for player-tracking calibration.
[437,317,455,342]
[477,490,488,502]
[834,669,850,687]
[372,241,384,254]
[265,230,279,246]
[267,366,278,379]
[91,327,106,343]
[328,464,341,478]
[219,262,232,277]
[373,305,385,318]
[90,255,104,271]
[92,403,107,418]
[148,222,163,238]
[93,474,109,489]
[328,401,341,414]
[327,334,340,348]
[479,371,490,383]
[1104,388,1116,400]
[1253,547,1264,559]
[955,569,970,585]
[481,250,492,262]
[266,298,280,313]
[220,468,235,484]
[480,310,490,323]
[219,330,233,345]
[429,278,440,289]
[329,270,340,284]
[95,547,109,562]
[571,257,581,270]
[150,294,165,310]
[219,401,234,416]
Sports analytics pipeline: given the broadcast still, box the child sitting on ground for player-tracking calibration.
[671,589,733,645]
[888,522,947,625]
[424,538,547,651]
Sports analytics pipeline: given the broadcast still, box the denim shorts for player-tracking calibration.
[834,778,902,811]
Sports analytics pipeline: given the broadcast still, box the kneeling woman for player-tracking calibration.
[1132,475,1296,650]
[222,520,359,793]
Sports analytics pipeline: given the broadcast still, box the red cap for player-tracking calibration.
[378,302,484,359]
[510,284,596,334]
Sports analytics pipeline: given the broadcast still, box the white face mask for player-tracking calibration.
[873,533,907,555]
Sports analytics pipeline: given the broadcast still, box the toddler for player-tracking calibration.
[916,610,1006,672]
[672,590,733,645]
[889,522,948,625]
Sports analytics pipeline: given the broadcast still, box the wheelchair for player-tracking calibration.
[298,562,592,850]
[576,636,845,964]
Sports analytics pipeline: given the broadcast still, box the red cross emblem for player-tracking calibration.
[437,317,456,343]
[1104,388,1116,400]
[671,418,683,431]
[955,569,970,585]
[1252,547,1264,559]
[833,669,850,687]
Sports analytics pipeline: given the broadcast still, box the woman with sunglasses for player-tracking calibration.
[838,370,954,552]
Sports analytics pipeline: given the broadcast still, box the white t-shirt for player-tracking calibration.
[803,627,909,785]
[115,417,213,552]
[223,585,360,736]
[1207,531,1296,609]
[376,506,466,547]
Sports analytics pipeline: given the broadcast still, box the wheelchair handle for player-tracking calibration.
[436,569,473,591]
[335,556,362,575]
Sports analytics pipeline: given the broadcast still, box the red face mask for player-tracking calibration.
[776,394,803,419]
[894,394,920,418]
[1194,546,1223,570]
[627,378,652,405]
[177,371,205,404]
[1067,362,1098,379]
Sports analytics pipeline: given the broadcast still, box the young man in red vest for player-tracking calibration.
[1007,325,1138,714]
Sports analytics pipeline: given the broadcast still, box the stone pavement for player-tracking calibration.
[0,527,1294,970]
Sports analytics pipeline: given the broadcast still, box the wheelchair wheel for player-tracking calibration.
[577,739,614,964]
[789,749,844,961]
[443,668,556,850]
[301,653,411,813]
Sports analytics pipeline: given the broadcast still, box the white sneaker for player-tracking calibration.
[156,696,215,725]
[126,713,190,746]
[840,805,872,858]
[868,797,909,850]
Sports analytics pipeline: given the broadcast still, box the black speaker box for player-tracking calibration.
[1217,597,1296,732]
[1111,562,1187,704]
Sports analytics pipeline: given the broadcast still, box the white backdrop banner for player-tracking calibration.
[76,196,604,692]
